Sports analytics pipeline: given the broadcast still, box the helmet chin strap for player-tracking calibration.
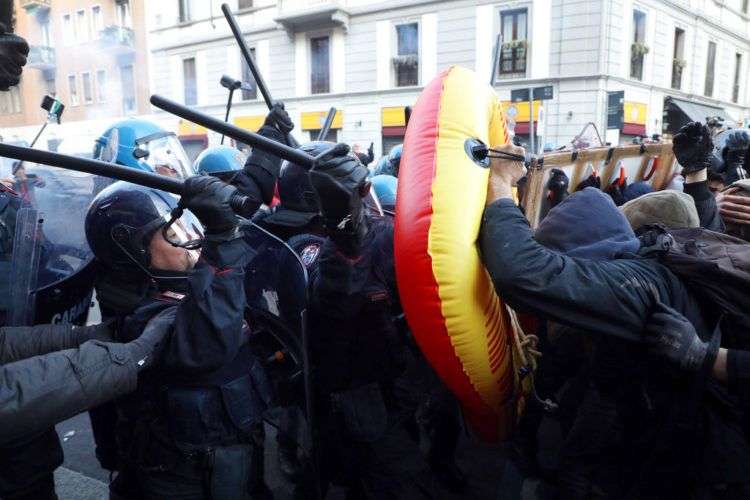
[112,226,192,290]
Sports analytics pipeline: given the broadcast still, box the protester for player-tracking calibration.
[480,142,750,498]
[717,179,750,240]
[621,190,699,230]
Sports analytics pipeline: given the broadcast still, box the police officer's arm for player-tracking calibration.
[480,145,657,342]
[163,177,254,373]
[0,322,113,364]
[306,145,372,318]
[232,104,294,216]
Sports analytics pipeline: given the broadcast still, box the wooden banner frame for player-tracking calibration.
[522,143,676,228]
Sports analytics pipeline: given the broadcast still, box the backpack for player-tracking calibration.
[640,225,750,348]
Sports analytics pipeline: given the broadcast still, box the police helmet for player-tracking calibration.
[370,175,398,208]
[277,141,335,214]
[85,182,203,281]
[93,119,195,179]
[194,145,246,183]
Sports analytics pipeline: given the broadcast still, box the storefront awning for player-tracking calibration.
[664,97,736,133]
[301,110,343,130]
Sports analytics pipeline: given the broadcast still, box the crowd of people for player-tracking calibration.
[3,13,750,500]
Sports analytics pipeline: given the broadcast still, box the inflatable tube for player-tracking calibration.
[394,66,515,442]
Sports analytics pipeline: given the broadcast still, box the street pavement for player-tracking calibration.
[55,411,536,499]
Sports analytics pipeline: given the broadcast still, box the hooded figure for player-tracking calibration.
[535,187,641,260]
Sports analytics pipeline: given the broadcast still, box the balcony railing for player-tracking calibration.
[99,25,135,51]
[20,0,51,11]
[28,45,55,70]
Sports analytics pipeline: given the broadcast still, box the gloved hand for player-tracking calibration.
[723,129,750,173]
[367,142,374,159]
[179,175,238,235]
[309,143,370,254]
[645,301,718,373]
[264,102,294,137]
[673,122,713,174]
[604,178,627,206]
[0,32,29,91]
[126,308,175,371]
[576,172,601,191]
[546,169,569,207]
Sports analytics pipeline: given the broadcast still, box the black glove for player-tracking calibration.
[264,102,294,137]
[576,172,601,191]
[604,178,628,206]
[673,122,713,174]
[126,308,174,371]
[546,169,569,207]
[645,301,717,373]
[179,175,238,235]
[724,129,750,173]
[0,32,29,91]
[368,142,374,158]
[309,143,370,254]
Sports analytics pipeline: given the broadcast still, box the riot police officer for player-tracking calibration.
[85,177,272,499]
[194,145,246,183]
[287,143,432,498]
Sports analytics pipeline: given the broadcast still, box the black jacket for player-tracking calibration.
[480,198,706,341]
[306,216,405,393]
[684,180,725,232]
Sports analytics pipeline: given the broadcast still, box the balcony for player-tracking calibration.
[27,45,55,70]
[20,0,51,12]
[275,0,350,34]
[98,25,135,53]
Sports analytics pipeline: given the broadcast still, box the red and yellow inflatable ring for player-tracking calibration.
[394,66,515,442]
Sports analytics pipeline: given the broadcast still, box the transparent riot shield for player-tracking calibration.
[6,164,97,327]
[241,221,320,490]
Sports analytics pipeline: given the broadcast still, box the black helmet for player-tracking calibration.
[277,141,334,214]
[85,182,203,284]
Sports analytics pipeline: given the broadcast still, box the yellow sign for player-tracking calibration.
[501,101,542,122]
[624,102,647,125]
[382,106,406,127]
[178,119,207,136]
[233,115,265,132]
[301,110,343,130]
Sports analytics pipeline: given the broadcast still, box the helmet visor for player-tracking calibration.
[137,133,194,179]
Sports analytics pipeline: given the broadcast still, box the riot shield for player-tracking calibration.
[241,221,321,493]
[6,164,97,327]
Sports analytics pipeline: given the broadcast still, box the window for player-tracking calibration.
[183,57,197,105]
[394,23,419,87]
[44,74,56,96]
[76,10,88,42]
[630,10,647,80]
[91,6,103,38]
[238,0,253,9]
[498,9,528,77]
[310,36,330,94]
[39,13,51,47]
[744,0,749,14]
[733,53,742,103]
[68,74,79,106]
[178,0,192,23]
[117,0,132,28]
[671,28,685,90]
[96,69,106,102]
[240,48,258,100]
[0,87,22,115]
[63,14,73,45]
[705,41,716,97]
[120,65,135,113]
[82,72,93,104]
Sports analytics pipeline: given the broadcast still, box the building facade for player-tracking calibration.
[0,0,149,154]
[146,0,750,157]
